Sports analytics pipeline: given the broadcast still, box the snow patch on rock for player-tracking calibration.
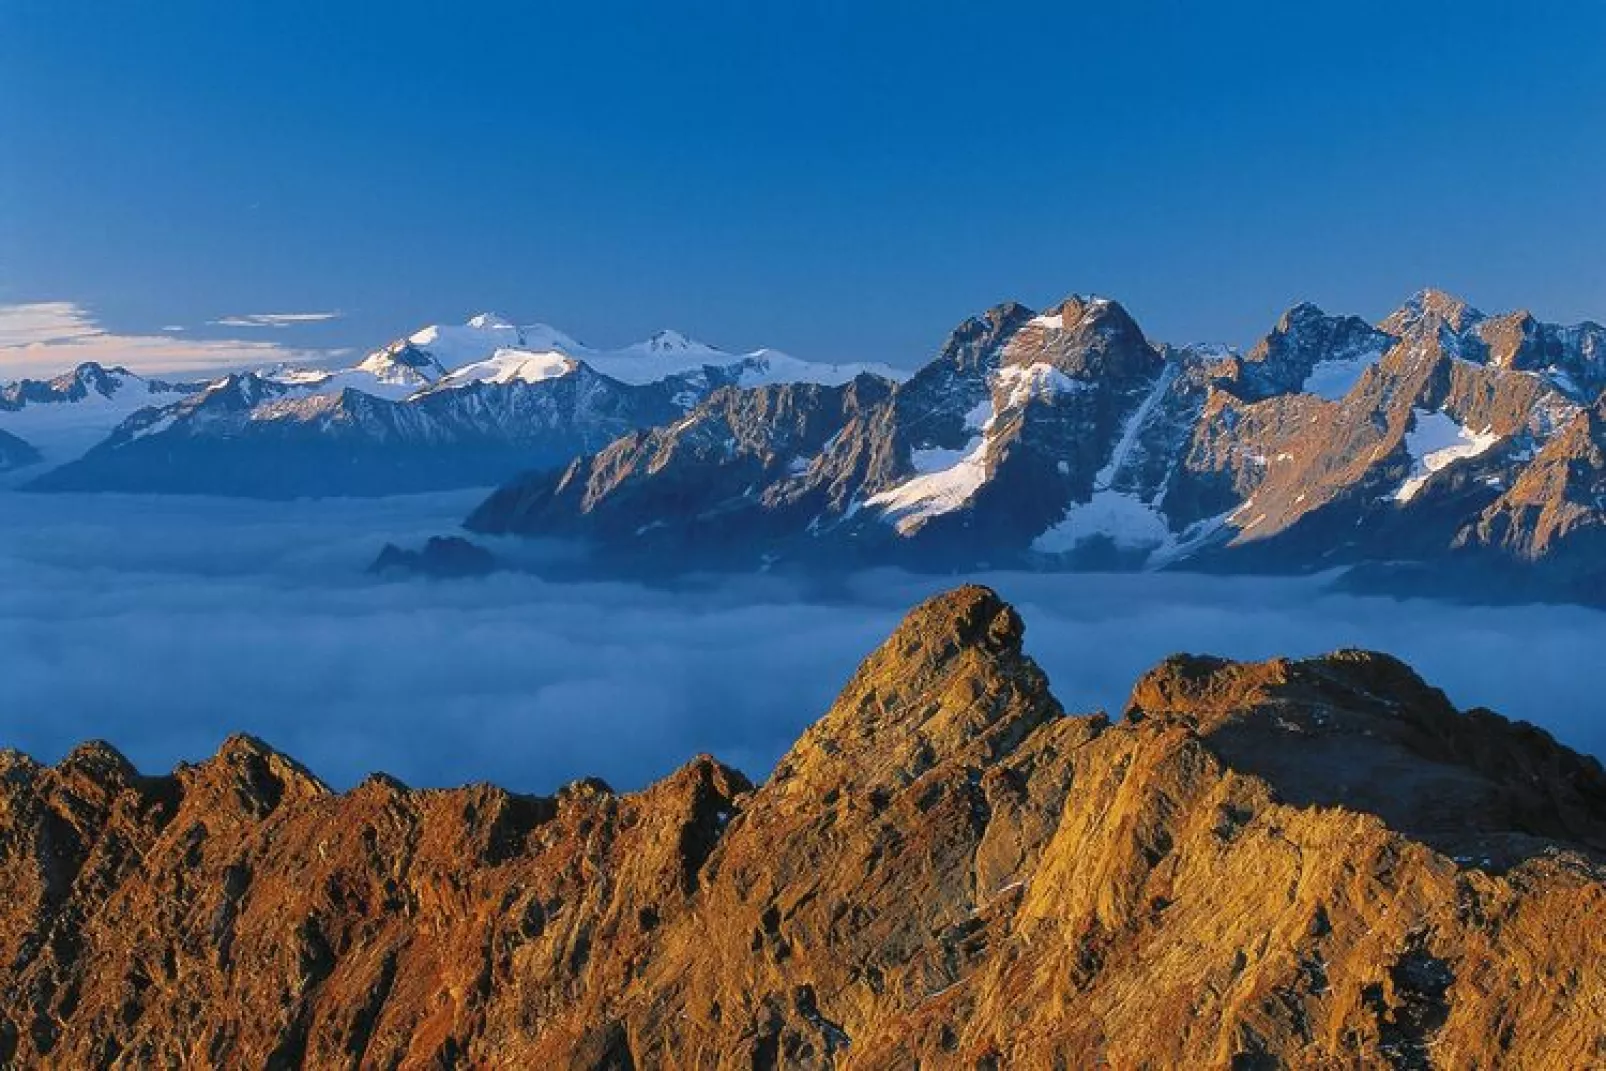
[1393,409,1502,502]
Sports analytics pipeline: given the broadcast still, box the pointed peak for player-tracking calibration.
[641,329,699,352]
[986,300,1035,325]
[649,753,754,805]
[1277,301,1328,328]
[893,584,1026,657]
[185,733,328,813]
[559,775,615,802]
[55,739,138,785]
[1035,293,1129,330]
[1055,292,1111,317]
[1384,288,1484,335]
[354,771,412,795]
[1050,293,1147,343]
[766,586,1060,800]
[214,732,284,764]
[59,362,133,392]
[621,328,719,357]
[518,323,584,352]
[931,303,1036,366]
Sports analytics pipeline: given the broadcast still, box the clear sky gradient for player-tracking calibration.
[3,0,1603,370]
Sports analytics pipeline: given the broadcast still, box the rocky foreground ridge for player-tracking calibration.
[3,587,1604,1068]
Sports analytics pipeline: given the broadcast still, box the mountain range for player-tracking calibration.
[0,314,892,496]
[6,290,1606,602]
[466,290,1606,601]
[2,587,1601,1067]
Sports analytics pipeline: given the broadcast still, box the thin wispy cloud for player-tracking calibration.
[210,311,343,329]
[0,301,338,380]
[0,302,103,348]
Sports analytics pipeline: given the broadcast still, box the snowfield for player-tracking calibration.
[1393,408,1502,502]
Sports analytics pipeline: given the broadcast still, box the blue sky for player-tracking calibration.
[2,0,1603,374]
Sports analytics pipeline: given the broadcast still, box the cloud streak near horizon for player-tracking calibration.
[0,491,1602,796]
[209,312,344,329]
[0,301,338,379]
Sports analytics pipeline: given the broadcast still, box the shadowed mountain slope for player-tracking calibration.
[469,291,1606,601]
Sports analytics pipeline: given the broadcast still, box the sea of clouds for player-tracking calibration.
[2,489,1602,794]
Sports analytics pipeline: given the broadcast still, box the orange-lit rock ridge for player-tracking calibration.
[2,587,1603,1067]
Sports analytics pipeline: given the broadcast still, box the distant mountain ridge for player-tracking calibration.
[8,291,1606,601]
[6,315,897,496]
[0,363,202,475]
[467,289,1606,601]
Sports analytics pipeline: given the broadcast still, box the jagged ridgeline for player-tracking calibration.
[8,291,1606,600]
[467,292,1606,599]
[1,317,895,496]
[3,587,1602,1067]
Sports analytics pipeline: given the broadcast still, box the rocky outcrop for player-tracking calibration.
[467,376,897,567]
[2,587,1602,1068]
[469,290,1606,599]
[370,536,498,578]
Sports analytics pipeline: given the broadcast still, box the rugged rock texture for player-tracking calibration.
[467,376,897,567]
[470,290,1606,600]
[3,587,1603,1068]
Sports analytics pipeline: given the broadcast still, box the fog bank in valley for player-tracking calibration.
[2,491,1601,793]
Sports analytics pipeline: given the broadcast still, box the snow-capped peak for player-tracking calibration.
[403,317,528,370]
[1384,288,1484,336]
[518,323,585,354]
[623,329,721,357]
[646,329,696,351]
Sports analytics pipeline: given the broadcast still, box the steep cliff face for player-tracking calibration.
[2,588,1603,1068]
[467,290,1606,598]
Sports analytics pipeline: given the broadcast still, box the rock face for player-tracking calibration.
[470,290,1606,599]
[466,375,898,565]
[2,587,1602,1068]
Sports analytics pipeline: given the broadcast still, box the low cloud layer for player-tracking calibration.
[1,490,1602,795]
[0,301,337,379]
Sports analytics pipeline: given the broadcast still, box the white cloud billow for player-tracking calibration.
[0,490,1601,795]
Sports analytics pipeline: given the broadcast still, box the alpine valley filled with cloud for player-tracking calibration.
[5,2,1606,1066]
[4,287,1606,1064]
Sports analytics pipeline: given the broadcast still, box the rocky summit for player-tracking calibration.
[469,290,1606,601]
[2,587,1602,1068]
